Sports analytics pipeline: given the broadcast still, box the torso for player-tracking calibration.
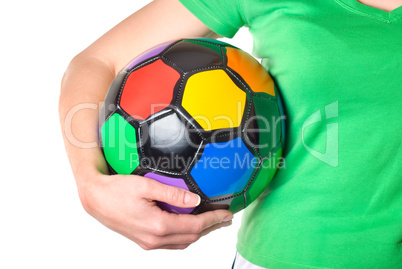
[237,0,402,267]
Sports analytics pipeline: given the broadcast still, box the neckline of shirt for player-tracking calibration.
[334,0,402,23]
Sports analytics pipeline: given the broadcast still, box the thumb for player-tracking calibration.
[142,177,201,208]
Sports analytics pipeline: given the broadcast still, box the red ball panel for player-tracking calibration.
[120,59,180,120]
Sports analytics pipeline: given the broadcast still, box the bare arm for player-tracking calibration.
[59,0,231,250]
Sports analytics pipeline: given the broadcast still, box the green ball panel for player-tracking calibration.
[229,194,245,214]
[252,95,281,158]
[245,147,282,206]
[101,113,139,174]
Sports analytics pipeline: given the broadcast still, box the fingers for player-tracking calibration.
[147,209,233,235]
[143,220,233,250]
[199,219,233,237]
[173,210,233,234]
[117,175,234,250]
[140,176,201,208]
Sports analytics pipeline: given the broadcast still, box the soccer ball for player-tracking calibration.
[99,38,285,214]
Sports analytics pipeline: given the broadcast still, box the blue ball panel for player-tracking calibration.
[190,137,257,197]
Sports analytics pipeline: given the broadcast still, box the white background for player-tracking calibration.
[0,1,254,268]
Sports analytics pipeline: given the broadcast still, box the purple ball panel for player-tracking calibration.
[125,42,173,69]
[144,172,194,214]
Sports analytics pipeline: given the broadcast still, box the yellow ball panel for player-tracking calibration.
[182,70,246,131]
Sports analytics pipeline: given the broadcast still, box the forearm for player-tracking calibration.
[59,55,114,193]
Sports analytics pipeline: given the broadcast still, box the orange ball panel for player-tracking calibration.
[226,47,275,97]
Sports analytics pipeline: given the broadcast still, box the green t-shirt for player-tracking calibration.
[179,0,402,268]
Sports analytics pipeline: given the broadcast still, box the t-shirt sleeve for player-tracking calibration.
[178,0,246,38]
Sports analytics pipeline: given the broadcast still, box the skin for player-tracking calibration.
[59,0,232,251]
[357,0,402,11]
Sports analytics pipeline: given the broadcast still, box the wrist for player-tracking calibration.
[74,164,107,215]
[69,147,108,207]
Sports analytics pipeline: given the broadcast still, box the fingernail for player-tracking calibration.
[223,214,233,222]
[184,192,201,206]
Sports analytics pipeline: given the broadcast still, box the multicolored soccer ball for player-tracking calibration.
[99,38,285,214]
